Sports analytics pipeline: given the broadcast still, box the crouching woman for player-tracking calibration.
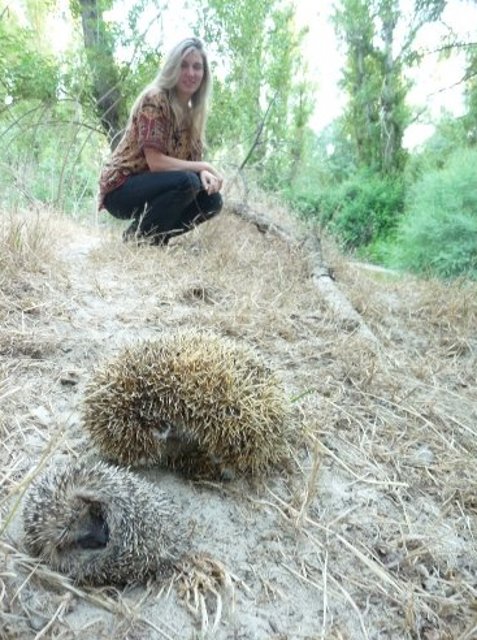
[98,37,223,246]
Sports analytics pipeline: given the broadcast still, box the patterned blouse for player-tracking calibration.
[98,89,203,209]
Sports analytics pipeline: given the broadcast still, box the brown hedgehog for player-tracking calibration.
[22,460,187,585]
[82,330,290,478]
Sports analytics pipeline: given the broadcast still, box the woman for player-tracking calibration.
[98,37,223,245]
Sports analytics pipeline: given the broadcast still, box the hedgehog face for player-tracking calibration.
[23,460,187,586]
[26,490,111,570]
[56,495,110,553]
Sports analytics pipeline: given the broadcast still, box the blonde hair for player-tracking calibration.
[130,37,211,147]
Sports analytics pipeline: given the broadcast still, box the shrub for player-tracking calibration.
[389,148,477,279]
[288,171,404,248]
[328,172,405,249]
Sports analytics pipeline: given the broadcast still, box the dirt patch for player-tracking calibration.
[1,206,476,639]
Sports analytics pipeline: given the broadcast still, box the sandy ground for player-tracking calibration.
[0,205,476,639]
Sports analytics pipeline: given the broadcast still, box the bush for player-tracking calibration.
[0,100,102,218]
[388,148,477,279]
[329,172,404,248]
[287,170,404,250]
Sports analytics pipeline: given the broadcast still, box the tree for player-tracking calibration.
[194,0,312,183]
[332,0,447,175]
[69,0,167,148]
[463,36,477,143]
[197,0,269,155]
[70,0,125,146]
[0,5,60,104]
[262,5,314,185]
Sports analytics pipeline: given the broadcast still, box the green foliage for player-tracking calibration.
[0,3,101,214]
[0,13,60,103]
[0,1,169,215]
[385,148,477,279]
[325,171,405,248]
[331,0,448,176]
[308,122,358,183]
[199,0,268,154]
[462,43,477,145]
[197,0,312,184]
[333,0,387,171]
[404,115,469,183]
[286,166,404,250]
[0,97,104,216]
[119,50,163,111]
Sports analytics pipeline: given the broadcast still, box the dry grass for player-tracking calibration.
[0,202,476,639]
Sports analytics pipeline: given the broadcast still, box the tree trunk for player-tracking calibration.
[77,0,124,148]
[380,4,401,173]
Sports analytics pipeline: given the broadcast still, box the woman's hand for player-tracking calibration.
[199,168,223,194]
[144,150,223,193]
[144,151,224,190]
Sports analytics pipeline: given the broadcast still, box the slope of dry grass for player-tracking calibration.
[0,203,476,639]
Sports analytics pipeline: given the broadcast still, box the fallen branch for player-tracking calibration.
[304,234,379,345]
[227,201,380,346]
[227,202,295,244]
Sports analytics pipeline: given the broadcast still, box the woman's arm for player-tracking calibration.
[144,147,223,194]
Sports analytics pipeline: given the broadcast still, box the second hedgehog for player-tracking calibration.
[83,330,290,477]
[23,460,186,585]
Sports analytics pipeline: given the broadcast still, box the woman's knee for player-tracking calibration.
[180,171,202,193]
[104,188,136,220]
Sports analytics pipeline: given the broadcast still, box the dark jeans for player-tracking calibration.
[104,171,223,243]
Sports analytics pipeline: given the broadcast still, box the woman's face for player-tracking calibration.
[176,50,205,103]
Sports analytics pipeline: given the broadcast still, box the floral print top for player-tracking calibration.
[98,89,202,209]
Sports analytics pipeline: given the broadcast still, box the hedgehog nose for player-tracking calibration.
[77,520,110,549]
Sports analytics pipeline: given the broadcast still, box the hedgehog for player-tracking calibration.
[22,459,188,585]
[82,329,290,478]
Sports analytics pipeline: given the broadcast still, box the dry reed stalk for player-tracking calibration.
[173,553,235,634]
[32,593,72,640]
[293,435,322,527]
[1,540,180,640]
[265,485,407,597]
